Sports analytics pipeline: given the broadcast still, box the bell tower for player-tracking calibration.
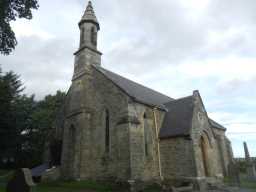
[73,1,102,80]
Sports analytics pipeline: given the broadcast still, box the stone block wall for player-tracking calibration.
[191,91,223,178]
[212,128,230,176]
[160,137,196,179]
[61,66,131,180]
[128,102,164,181]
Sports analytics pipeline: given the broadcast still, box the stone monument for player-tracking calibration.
[6,168,36,192]
[243,142,256,180]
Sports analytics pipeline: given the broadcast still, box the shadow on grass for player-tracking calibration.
[36,180,129,192]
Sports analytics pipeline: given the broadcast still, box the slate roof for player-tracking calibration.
[209,119,226,131]
[159,96,194,139]
[92,65,226,137]
[93,65,173,108]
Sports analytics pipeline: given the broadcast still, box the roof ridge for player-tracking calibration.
[209,118,227,130]
[164,95,193,105]
[160,94,194,139]
[92,65,173,108]
[95,65,172,96]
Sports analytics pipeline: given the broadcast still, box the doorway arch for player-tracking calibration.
[200,133,210,177]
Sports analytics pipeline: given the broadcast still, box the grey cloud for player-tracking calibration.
[94,0,256,75]
[0,36,74,99]
[95,0,209,75]
[217,78,256,97]
[1,0,256,100]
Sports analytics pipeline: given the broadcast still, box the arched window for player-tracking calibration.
[80,28,85,46]
[91,27,97,46]
[200,135,210,176]
[143,113,148,156]
[105,109,110,153]
[70,124,76,146]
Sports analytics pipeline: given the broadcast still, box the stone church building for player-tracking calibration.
[55,1,234,185]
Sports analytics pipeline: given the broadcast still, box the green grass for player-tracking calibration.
[0,170,127,192]
[0,184,5,192]
[36,180,115,192]
[240,180,256,189]
[0,180,122,192]
[0,170,10,176]
[0,168,129,192]
[0,170,13,183]
[143,183,162,192]
[224,176,256,190]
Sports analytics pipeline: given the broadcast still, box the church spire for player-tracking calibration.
[77,1,100,50]
[79,1,99,30]
[73,1,102,79]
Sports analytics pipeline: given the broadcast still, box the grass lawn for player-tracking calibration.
[37,180,163,192]
[0,179,163,192]
[224,176,256,190]
[0,169,129,192]
[35,180,117,192]
[0,170,13,182]
[239,174,256,190]
[0,184,5,192]
[0,169,13,192]
[0,179,130,192]
[240,180,256,190]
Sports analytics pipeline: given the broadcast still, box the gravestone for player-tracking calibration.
[228,161,240,186]
[31,163,49,182]
[6,168,36,192]
[243,142,256,180]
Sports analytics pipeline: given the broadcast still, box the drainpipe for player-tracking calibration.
[153,108,163,180]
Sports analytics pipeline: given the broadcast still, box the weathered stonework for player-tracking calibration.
[127,103,164,181]
[190,91,223,178]
[61,66,132,180]
[160,137,196,179]
[55,2,234,189]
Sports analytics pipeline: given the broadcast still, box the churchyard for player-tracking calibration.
[1,1,256,192]
[1,169,256,192]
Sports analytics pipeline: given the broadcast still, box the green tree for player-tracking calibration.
[27,91,66,167]
[14,95,37,167]
[0,0,39,55]
[0,67,66,168]
[0,69,25,168]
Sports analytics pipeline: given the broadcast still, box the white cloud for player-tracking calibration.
[209,112,256,139]
[12,20,54,40]
[176,56,256,80]
[1,0,256,156]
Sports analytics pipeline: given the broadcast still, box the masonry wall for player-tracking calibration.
[128,102,164,181]
[190,92,223,178]
[160,137,196,179]
[212,128,230,176]
[225,137,234,164]
[61,65,131,180]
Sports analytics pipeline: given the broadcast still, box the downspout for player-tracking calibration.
[153,108,163,180]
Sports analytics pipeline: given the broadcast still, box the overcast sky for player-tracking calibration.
[1,0,256,157]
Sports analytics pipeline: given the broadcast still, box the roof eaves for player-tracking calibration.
[93,65,171,110]
[209,119,227,131]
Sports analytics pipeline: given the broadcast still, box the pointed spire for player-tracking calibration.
[79,1,100,30]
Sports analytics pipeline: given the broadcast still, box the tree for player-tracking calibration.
[0,67,66,168]
[0,0,39,55]
[27,91,66,167]
[0,68,25,168]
